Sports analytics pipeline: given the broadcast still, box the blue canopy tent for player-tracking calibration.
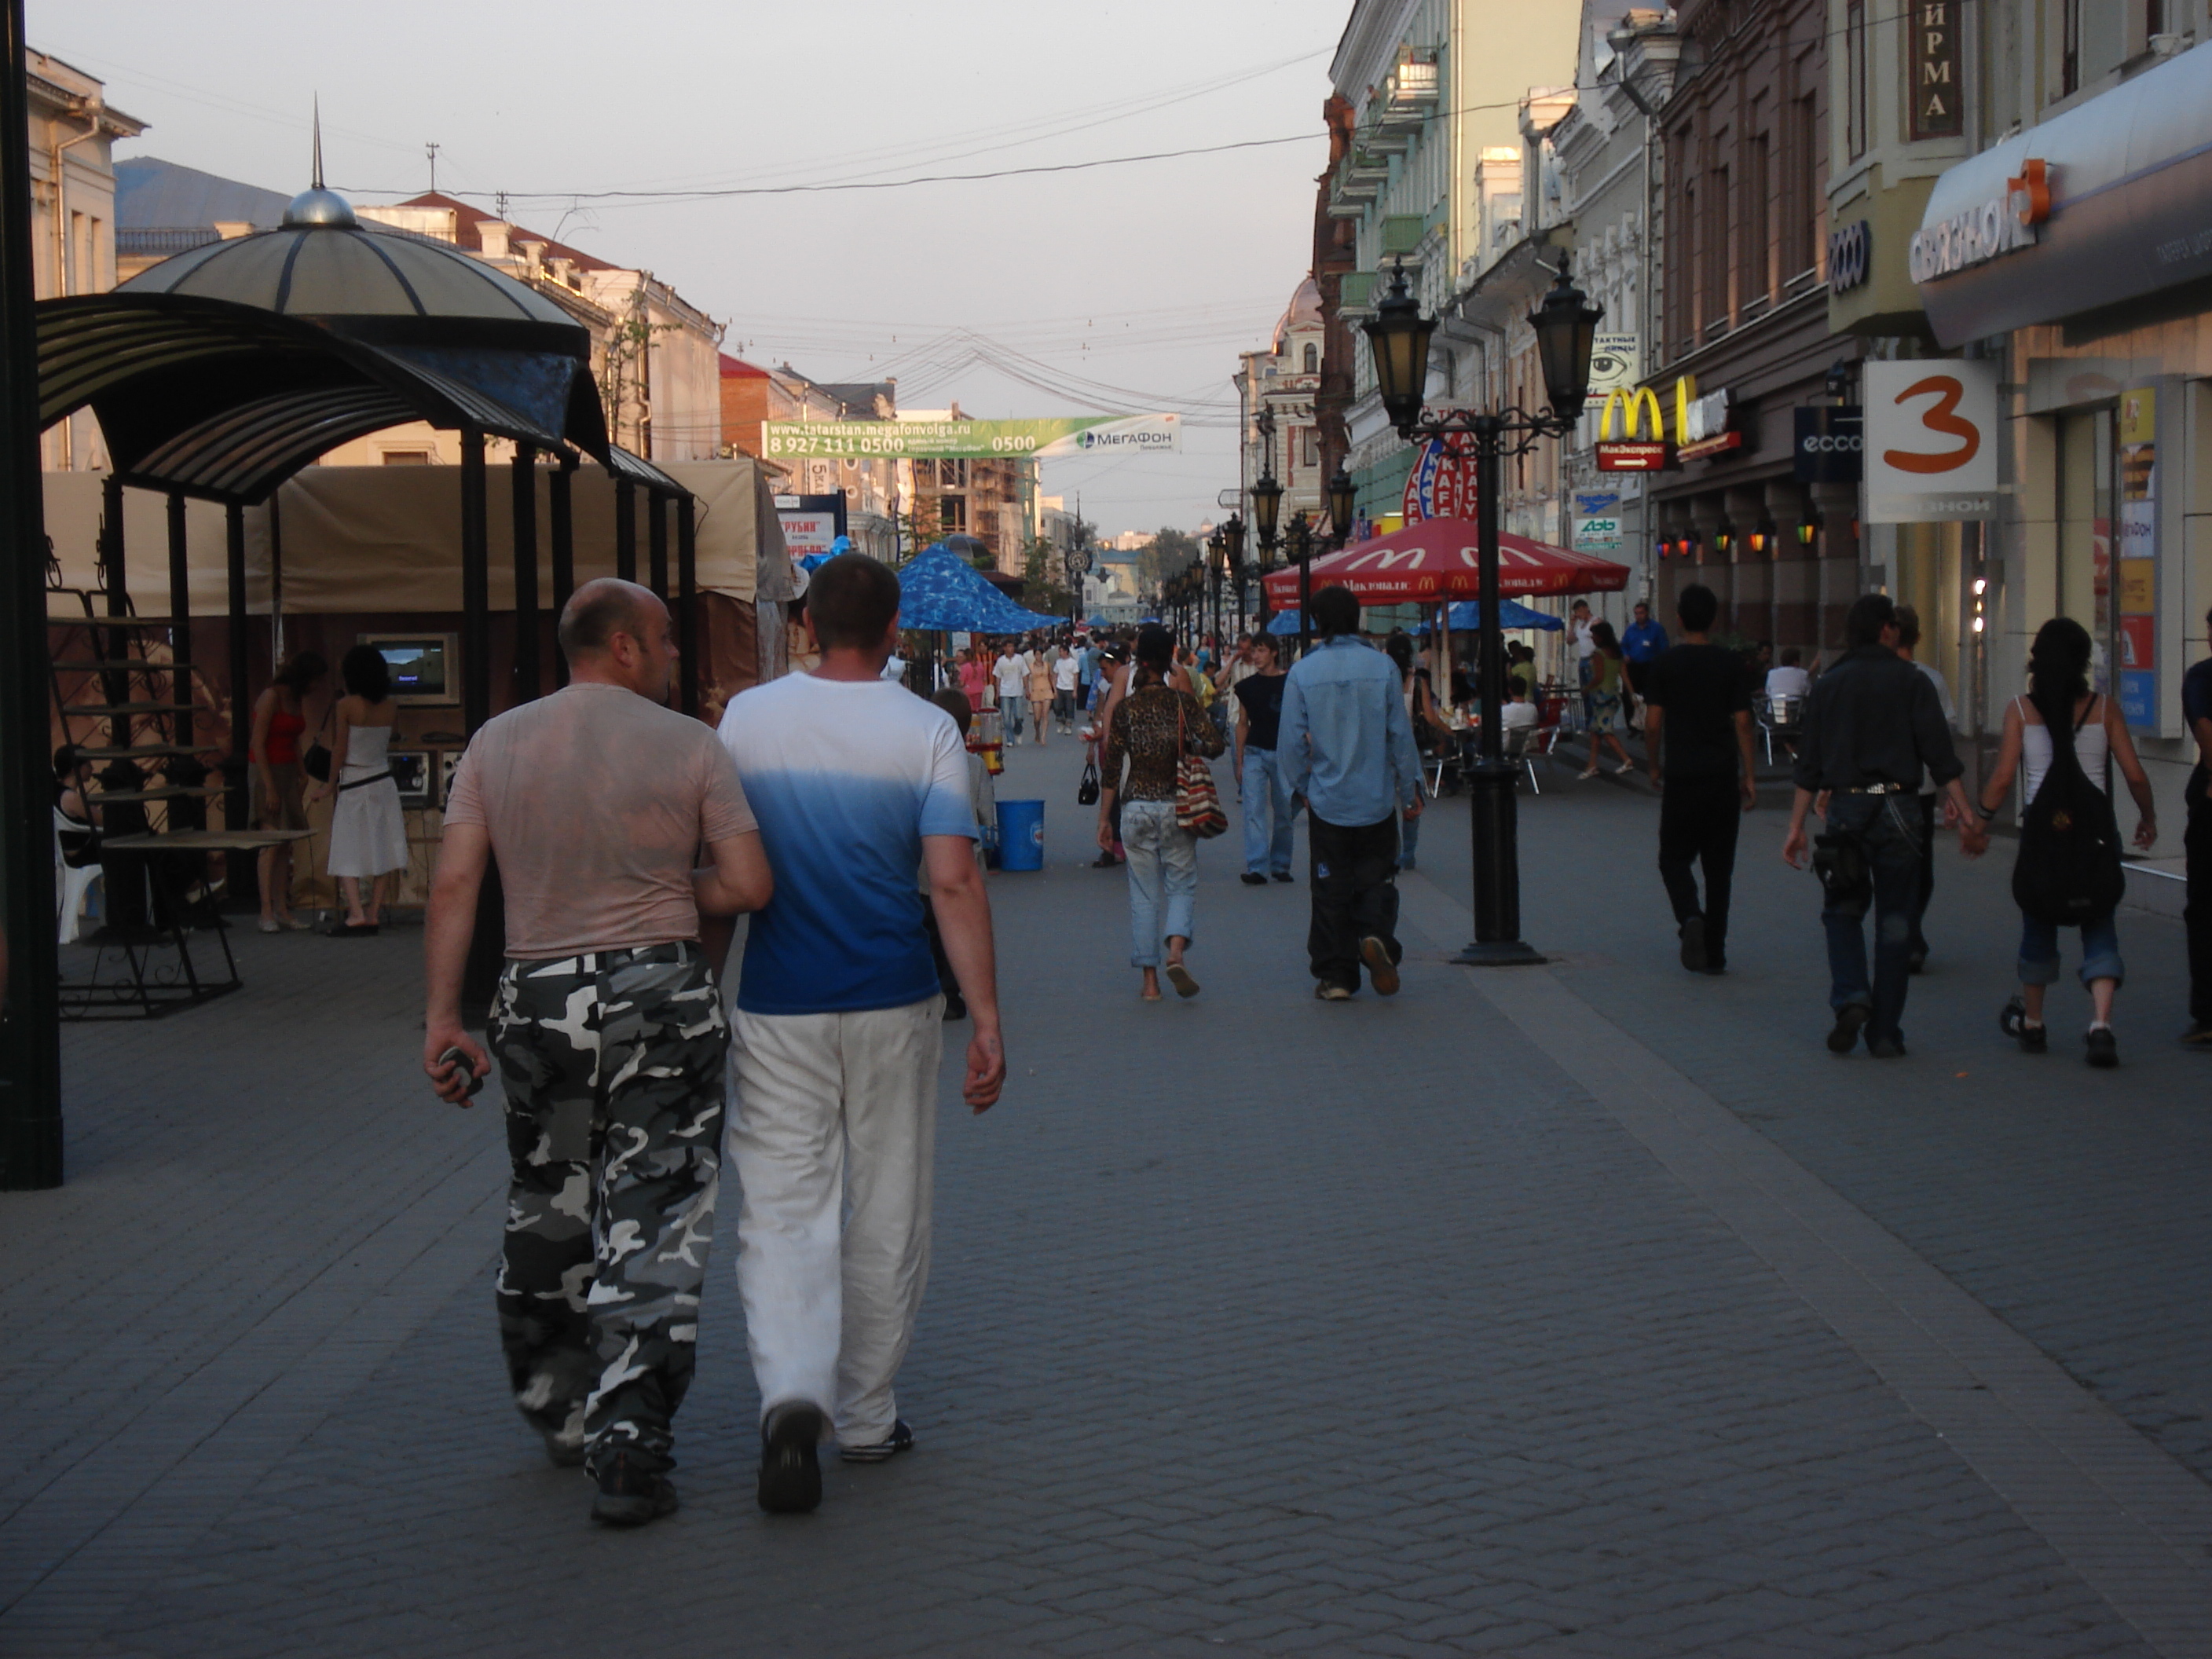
[1265,610,1307,636]
[1415,599,1566,634]
[895,544,1063,632]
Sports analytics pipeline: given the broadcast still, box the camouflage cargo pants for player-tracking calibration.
[488,942,727,1477]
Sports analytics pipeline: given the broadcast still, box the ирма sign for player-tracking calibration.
[763,413,1181,460]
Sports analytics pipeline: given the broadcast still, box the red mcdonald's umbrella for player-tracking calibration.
[1261,518,1630,605]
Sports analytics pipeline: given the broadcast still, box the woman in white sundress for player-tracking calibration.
[310,644,409,935]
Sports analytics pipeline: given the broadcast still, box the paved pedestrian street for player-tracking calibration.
[5,738,2210,1658]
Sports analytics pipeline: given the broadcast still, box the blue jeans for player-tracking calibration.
[1398,802,1420,868]
[1122,799,1197,967]
[1821,793,1924,1045]
[1240,747,1295,876]
[2019,911,2125,989]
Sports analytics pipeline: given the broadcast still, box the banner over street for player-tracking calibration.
[762,413,1181,460]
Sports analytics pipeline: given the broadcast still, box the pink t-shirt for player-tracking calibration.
[443,683,756,958]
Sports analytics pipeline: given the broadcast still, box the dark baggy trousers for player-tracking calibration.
[2188,767,2212,1025]
[1657,775,1741,965]
[1308,813,1402,991]
[1908,792,1938,959]
[489,942,728,1477]
[1819,793,1925,1046]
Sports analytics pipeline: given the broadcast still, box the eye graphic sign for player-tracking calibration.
[1863,359,2000,522]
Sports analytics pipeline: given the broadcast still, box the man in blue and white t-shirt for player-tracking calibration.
[716,552,1006,1515]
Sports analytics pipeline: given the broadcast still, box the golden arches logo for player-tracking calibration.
[1599,386,1664,441]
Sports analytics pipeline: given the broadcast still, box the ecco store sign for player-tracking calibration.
[1829,220,1871,292]
[1908,159,2051,282]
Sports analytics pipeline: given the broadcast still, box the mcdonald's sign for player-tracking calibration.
[1595,385,1670,470]
[1598,386,1664,441]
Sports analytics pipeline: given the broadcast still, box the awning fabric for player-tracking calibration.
[42,456,790,613]
[896,546,1063,633]
[1260,518,1628,604]
[1415,599,1566,633]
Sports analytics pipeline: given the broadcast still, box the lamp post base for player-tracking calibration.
[1450,939,1547,968]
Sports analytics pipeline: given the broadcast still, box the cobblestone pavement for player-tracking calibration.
[1,731,2206,1657]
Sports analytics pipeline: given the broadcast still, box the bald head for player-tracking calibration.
[558,578,662,661]
[559,578,676,702]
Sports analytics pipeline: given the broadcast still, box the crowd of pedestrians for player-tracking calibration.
[401,547,2208,1540]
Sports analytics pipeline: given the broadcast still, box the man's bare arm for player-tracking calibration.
[925,834,1005,1111]
[423,822,492,1103]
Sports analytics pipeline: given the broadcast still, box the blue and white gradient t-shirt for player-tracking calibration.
[718,672,976,1015]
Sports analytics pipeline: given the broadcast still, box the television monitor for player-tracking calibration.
[359,632,459,706]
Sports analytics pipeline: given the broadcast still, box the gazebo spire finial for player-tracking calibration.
[312,96,324,190]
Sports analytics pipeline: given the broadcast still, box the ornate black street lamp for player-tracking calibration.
[1362,255,1602,965]
[1287,512,1315,660]
[1250,470,1284,559]
[1206,526,1225,650]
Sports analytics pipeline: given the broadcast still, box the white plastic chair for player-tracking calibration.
[53,809,101,944]
[1503,722,1541,794]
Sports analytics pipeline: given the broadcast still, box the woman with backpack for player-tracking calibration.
[1977,617,2157,1067]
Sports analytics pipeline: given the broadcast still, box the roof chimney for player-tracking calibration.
[478,220,511,259]
[517,237,546,272]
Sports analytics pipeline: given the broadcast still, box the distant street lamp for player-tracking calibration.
[1221,513,1247,639]
[1362,254,1602,966]
[1287,512,1315,660]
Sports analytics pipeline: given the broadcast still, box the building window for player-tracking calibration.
[1792,88,1822,280]
[1301,428,1320,468]
[382,449,434,465]
[1302,342,1319,373]
[2064,0,2128,94]
[1845,1,1867,159]
[1705,159,1732,339]
[1744,130,1771,308]
[939,494,968,533]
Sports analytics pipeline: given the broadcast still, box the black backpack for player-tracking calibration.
[2012,700,2125,926]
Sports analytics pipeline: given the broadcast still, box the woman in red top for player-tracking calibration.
[248,649,327,932]
[957,645,991,715]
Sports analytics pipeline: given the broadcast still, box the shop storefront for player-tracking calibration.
[1912,41,2212,821]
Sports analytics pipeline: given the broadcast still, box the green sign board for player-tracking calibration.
[761,413,1181,460]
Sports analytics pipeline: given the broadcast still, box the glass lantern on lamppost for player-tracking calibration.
[1327,465,1357,550]
[1205,527,1226,651]
[1361,254,1603,966]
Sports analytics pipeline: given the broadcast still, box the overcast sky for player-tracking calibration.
[38,0,1353,537]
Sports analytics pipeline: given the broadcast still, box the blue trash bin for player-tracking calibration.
[995,799,1045,871]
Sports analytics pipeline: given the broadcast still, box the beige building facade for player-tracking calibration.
[31,49,144,472]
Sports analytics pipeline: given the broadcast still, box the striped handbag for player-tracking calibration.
[1174,699,1227,839]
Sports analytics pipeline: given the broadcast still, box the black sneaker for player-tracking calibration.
[1679,914,1708,972]
[591,1451,679,1527]
[2180,1022,2212,1050]
[1315,983,1354,1002]
[2086,1026,2119,1069]
[1867,1035,1908,1059]
[1826,1002,1871,1054]
[1272,871,1295,883]
[2000,997,2049,1053]
[1091,851,1119,868]
[758,1401,825,1514]
[840,1419,914,1463]
[1240,871,1268,886]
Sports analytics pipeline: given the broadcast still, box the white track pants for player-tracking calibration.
[726,997,942,1447]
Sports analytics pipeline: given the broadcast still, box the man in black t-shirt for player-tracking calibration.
[1642,584,1756,974]
[1232,634,1295,883]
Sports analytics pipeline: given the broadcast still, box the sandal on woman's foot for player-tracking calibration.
[1164,963,1200,998]
[1577,767,1599,780]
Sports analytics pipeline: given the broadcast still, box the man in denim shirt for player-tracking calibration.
[1782,593,1986,1057]
[1280,585,1423,1000]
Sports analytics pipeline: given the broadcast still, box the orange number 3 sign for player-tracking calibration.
[1881,375,1981,474]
